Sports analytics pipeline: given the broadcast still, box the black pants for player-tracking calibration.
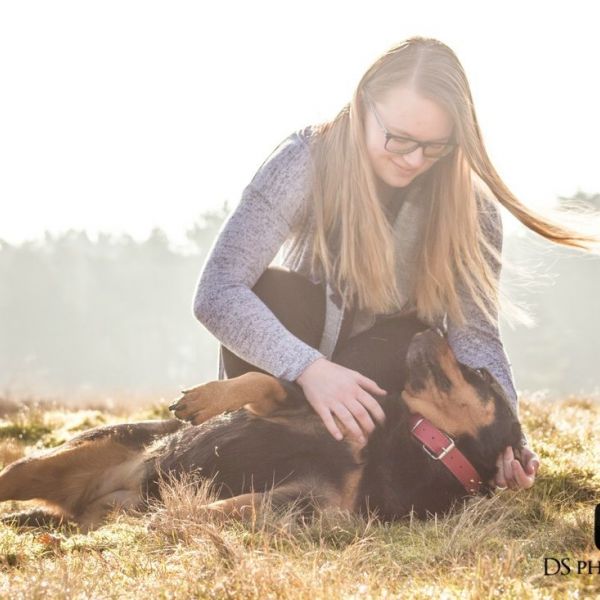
[221,267,427,393]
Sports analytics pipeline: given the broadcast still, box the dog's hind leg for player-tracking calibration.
[0,419,183,527]
[170,372,297,425]
[196,475,338,523]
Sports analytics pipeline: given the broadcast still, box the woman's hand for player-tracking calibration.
[492,445,541,491]
[296,357,387,444]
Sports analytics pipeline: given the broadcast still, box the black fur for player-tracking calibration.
[139,365,522,521]
[144,410,355,502]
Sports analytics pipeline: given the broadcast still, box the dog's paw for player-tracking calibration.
[169,381,232,425]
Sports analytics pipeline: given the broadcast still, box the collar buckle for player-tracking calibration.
[422,437,455,460]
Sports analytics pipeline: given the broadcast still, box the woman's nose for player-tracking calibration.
[402,146,425,168]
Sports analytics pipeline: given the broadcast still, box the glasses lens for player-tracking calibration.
[386,137,454,158]
[386,137,419,155]
[423,143,454,158]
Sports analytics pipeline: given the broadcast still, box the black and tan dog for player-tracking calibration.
[0,328,524,530]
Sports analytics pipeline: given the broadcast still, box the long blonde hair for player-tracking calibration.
[300,36,599,326]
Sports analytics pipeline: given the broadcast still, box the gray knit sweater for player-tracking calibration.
[193,126,526,443]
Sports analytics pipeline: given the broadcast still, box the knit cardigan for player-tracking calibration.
[193,126,527,445]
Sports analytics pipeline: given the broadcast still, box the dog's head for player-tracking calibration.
[400,328,523,462]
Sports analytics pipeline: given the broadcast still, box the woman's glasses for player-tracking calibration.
[364,93,457,159]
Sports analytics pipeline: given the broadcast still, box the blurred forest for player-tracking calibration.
[1,193,598,401]
[501,191,600,397]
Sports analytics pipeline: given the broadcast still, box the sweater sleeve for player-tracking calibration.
[192,132,325,381]
[446,192,529,447]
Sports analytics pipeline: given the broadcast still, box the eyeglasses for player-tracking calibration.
[364,93,457,159]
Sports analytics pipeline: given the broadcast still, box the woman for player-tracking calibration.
[192,37,597,492]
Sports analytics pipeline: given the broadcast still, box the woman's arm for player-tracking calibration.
[193,132,325,381]
[444,190,540,490]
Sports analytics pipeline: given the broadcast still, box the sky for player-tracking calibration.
[1,1,598,248]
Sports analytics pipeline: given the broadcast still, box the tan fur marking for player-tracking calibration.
[402,374,496,439]
[171,372,288,425]
[0,435,149,528]
[401,330,498,438]
[201,492,268,523]
[200,476,335,522]
[337,465,365,512]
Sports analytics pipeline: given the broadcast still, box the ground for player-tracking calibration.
[0,391,598,599]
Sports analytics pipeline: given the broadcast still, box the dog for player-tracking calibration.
[0,328,524,530]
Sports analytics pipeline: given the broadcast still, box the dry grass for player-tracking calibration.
[0,393,598,599]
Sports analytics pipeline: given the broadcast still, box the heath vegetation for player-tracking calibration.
[0,392,598,599]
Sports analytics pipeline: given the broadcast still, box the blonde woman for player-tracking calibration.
[193,37,597,493]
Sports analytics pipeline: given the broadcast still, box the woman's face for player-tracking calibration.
[363,85,454,191]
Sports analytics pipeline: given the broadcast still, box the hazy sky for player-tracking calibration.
[1,1,598,247]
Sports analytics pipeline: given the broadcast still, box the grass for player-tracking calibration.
[0,392,598,599]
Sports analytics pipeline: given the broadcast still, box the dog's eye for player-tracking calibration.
[475,367,492,381]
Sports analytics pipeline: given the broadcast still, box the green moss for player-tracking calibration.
[0,422,52,443]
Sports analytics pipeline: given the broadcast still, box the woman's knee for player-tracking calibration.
[220,267,326,379]
[252,267,325,348]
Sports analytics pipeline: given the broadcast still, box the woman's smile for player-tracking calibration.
[391,160,417,176]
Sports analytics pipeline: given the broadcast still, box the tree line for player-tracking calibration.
[1,194,598,401]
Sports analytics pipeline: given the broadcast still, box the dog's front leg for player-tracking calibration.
[170,372,291,425]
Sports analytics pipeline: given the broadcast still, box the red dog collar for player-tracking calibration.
[408,413,483,495]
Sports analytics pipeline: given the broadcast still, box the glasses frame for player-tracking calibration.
[363,92,457,160]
